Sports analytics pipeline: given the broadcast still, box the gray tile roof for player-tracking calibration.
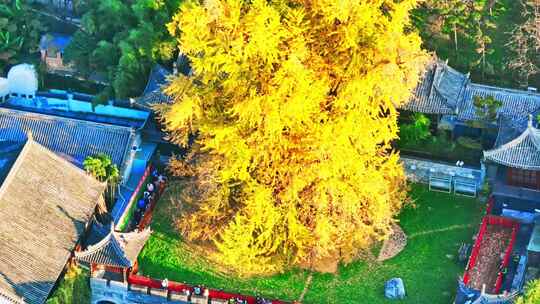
[137,65,173,108]
[457,83,540,121]
[0,139,106,304]
[400,58,468,114]
[75,225,151,268]
[0,107,135,168]
[484,119,540,170]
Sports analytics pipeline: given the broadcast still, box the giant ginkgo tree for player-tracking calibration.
[162,0,428,275]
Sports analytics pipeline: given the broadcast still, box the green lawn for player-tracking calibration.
[138,183,484,303]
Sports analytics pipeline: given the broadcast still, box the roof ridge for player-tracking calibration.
[26,139,107,190]
[0,106,134,132]
[468,82,540,97]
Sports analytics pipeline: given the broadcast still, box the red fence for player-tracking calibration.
[462,215,519,294]
[128,274,289,304]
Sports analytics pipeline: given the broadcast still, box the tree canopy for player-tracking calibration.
[163,0,427,275]
[0,0,45,71]
[515,279,540,304]
[63,0,181,100]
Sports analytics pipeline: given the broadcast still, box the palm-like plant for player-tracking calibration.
[84,153,120,209]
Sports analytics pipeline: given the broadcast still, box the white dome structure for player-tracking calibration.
[7,64,38,98]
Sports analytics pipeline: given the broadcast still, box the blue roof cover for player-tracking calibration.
[0,107,134,168]
[0,141,24,185]
[39,33,72,52]
[142,64,171,96]
[7,94,150,129]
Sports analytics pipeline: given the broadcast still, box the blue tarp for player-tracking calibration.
[385,278,405,300]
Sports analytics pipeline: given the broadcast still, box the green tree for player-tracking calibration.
[515,279,540,304]
[46,266,90,304]
[63,0,181,101]
[399,113,432,145]
[83,153,120,208]
[0,0,45,71]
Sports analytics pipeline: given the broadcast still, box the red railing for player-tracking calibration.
[127,274,289,303]
[462,215,519,293]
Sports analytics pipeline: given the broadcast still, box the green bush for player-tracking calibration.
[399,113,432,144]
[46,266,90,304]
[456,136,482,150]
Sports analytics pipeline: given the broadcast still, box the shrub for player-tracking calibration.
[399,113,432,144]
[456,136,482,150]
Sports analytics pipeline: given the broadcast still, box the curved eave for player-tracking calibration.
[484,126,540,170]
[75,230,132,268]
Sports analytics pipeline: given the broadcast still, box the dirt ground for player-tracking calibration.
[467,225,512,293]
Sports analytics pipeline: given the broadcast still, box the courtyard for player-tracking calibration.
[137,183,484,303]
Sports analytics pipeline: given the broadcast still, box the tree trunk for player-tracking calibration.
[454,23,458,52]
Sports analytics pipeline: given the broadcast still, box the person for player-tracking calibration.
[158,174,166,183]
[161,278,169,289]
[147,182,155,193]
[137,198,146,210]
[143,191,150,199]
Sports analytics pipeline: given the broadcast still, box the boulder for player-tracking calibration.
[385,278,406,300]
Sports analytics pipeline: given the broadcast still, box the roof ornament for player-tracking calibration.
[26,130,33,141]
[445,58,449,64]
[465,72,470,79]
[529,114,534,128]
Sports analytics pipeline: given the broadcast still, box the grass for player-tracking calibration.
[138,183,484,303]
[46,266,90,304]
[117,173,153,232]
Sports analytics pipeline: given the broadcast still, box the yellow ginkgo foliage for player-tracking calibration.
[162,0,428,276]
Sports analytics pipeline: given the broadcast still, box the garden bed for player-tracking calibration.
[463,215,519,294]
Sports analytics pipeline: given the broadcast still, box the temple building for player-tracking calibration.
[75,220,151,284]
[0,138,106,304]
[483,115,540,212]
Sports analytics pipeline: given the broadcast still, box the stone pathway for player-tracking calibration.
[408,224,474,239]
[298,272,313,303]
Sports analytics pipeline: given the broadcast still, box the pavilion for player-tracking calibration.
[483,116,540,212]
[75,220,151,283]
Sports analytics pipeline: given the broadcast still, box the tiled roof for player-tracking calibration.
[484,118,540,170]
[457,83,540,121]
[0,107,135,168]
[0,139,105,304]
[137,65,173,108]
[75,224,151,268]
[400,58,468,114]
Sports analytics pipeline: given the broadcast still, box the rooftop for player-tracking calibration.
[75,220,151,268]
[6,91,150,129]
[39,34,72,53]
[402,57,540,124]
[484,117,540,171]
[0,107,136,168]
[0,139,106,304]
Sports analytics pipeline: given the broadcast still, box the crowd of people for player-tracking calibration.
[129,167,167,231]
